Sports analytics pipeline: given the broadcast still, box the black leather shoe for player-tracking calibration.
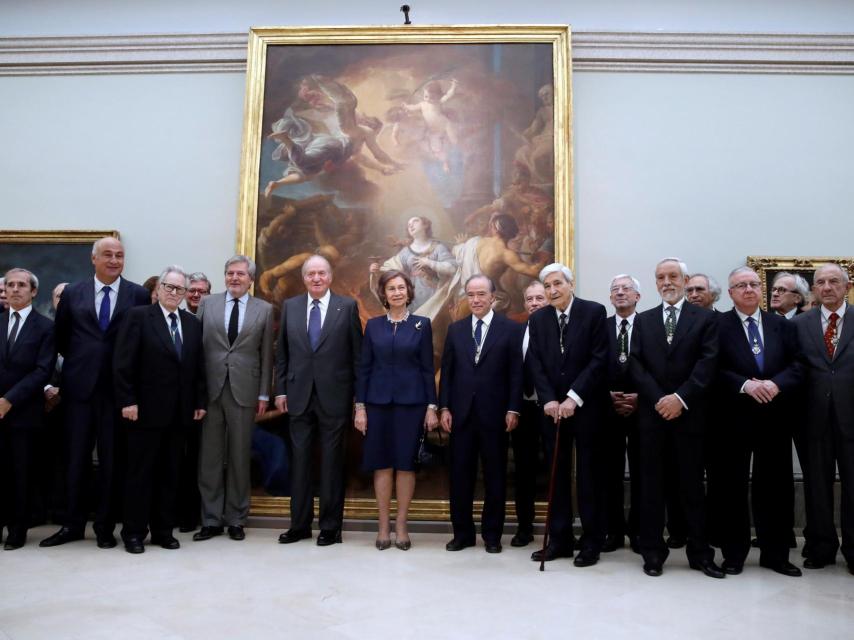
[96,532,117,549]
[689,558,726,579]
[151,535,180,550]
[643,561,663,577]
[485,542,502,554]
[39,526,84,548]
[573,549,600,567]
[531,543,573,562]
[666,535,687,549]
[722,560,743,575]
[629,536,641,554]
[278,528,311,544]
[446,537,476,552]
[317,529,342,546]
[192,526,224,541]
[228,525,246,541]
[759,559,802,577]
[124,537,145,554]
[510,530,534,547]
[602,534,625,552]
[4,532,26,550]
[803,557,835,570]
[848,563,854,576]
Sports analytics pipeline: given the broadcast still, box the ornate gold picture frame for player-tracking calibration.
[236,25,572,521]
[746,255,854,311]
[0,230,119,316]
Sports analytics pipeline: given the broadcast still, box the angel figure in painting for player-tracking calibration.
[513,83,554,185]
[264,75,404,198]
[391,79,460,174]
[369,216,457,314]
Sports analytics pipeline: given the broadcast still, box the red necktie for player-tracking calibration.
[824,312,839,358]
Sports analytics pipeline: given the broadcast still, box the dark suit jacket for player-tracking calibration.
[607,314,637,393]
[356,315,436,406]
[55,277,150,401]
[527,298,609,429]
[793,305,854,440]
[275,292,363,417]
[438,312,522,429]
[0,308,55,429]
[716,309,801,417]
[113,305,206,429]
[629,301,718,432]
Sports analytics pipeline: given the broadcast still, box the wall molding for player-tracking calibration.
[2,30,854,76]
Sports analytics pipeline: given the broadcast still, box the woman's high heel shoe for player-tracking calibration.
[394,538,411,551]
[376,538,392,550]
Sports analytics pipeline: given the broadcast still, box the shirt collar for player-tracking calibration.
[553,296,575,319]
[734,307,762,325]
[307,290,331,308]
[664,297,686,312]
[226,291,250,305]
[94,275,120,292]
[821,301,847,321]
[8,304,32,322]
[472,308,494,328]
[615,311,636,326]
[158,303,180,321]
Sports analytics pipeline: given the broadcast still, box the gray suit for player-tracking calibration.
[793,305,854,565]
[197,292,274,527]
[276,292,362,531]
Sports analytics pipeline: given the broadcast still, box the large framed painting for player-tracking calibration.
[746,255,854,311]
[0,230,119,317]
[237,25,573,521]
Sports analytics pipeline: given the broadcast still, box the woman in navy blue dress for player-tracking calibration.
[355,270,438,550]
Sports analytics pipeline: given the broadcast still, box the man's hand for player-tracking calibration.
[275,395,288,414]
[505,412,519,432]
[559,397,577,420]
[0,397,11,418]
[256,400,268,417]
[440,409,453,433]
[354,406,367,435]
[122,405,139,421]
[193,409,207,421]
[655,394,683,420]
[744,379,778,404]
[543,400,561,424]
[615,392,638,417]
[424,408,439,431]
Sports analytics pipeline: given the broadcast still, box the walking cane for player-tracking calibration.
[539,415,562,572]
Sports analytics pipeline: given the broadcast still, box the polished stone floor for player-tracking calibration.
[1,525,852,639]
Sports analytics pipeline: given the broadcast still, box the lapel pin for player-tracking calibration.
[415,320,423,330]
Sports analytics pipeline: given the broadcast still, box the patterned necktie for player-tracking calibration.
[824,312,839,358]
[618,318,629,362]
[169,312,183,359]
[98,285,111,332]
[559,312,567,354]
[308,299,321,350]
[6,311,20,354]
[228,298,239,345]
[746,316,764,372]
[665,306,676,344]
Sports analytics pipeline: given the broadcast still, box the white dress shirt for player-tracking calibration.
[820,302,847,337]
[471,309,494,364]
[159,303,182,342]
[662,298,688,409]
[6,304,32,337]
[614,311,636,352]
[734,307,764,392]
[94,276,120,320]
[224,291,250,335]
[306,290,332,329]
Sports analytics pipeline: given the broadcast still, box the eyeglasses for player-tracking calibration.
[770,286,795,294]
[160,283,188,295]
[730,282,762,291]
[187,288,209,296]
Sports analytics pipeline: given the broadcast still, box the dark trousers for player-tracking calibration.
[177,422,201,530]
[29,407,67,526]
[510,399,541,533]
[603,409,639,539]
[638,415,712,565]
[121,427,184,540]
[63,390,124,534]
[449,414,508,544]
[541,416,604,552]
[1,427,30,537]
[792,423,813,553]
[806,408,854,565]
[288,391,347,531]
[716,420,795,566]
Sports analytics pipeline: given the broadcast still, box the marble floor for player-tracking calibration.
[1,525,852,639]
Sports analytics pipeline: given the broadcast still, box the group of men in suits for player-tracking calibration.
[3,243,853,579]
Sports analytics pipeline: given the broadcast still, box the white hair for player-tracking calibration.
[158,265,189,287]
[814,262,849,284]
[610,274,641,294]
[656,257,689,278]
[3,268,38,290]
[539,262,574,284]
[692,273,723,301]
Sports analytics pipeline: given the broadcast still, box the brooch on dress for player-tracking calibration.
[414,320,423,331]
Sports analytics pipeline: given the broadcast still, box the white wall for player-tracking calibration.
[2,1,854,307]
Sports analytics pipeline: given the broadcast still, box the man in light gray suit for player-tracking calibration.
[275,255,362,546]
[793,262,854,575]
[194,255,274,542]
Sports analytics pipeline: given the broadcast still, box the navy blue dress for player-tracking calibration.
[356,314,437,471]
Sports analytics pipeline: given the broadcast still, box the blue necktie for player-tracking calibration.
[747,316,764,372]
[98,285,111,331]
[308,299,321,350]
[474,318,483,347]
[169,312,183,359]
